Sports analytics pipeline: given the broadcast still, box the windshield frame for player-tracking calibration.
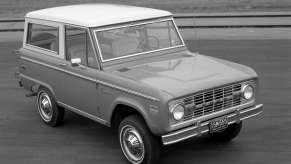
[93,17,185,63]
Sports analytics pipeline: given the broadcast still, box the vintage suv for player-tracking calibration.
[16,4,263,164]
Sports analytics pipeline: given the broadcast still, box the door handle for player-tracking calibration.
[58,63,68,67]
[78,65,86,70]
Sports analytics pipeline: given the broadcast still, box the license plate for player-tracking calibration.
[209,117,228,133]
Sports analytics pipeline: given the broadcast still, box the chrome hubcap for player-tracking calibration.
[37,91,53,122]
[120,125,145,164]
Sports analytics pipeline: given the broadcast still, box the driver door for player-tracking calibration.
[56,25,101,118]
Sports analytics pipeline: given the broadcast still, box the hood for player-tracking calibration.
[111,53,257,98]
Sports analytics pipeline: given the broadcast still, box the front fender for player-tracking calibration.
[109,96,166,135]
[110,96,147,122]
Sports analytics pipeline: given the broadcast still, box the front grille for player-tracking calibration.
[183,83,242,121]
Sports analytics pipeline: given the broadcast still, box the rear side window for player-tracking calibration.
[26,23,59,53]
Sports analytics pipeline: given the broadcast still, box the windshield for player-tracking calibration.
[95,20,183,62]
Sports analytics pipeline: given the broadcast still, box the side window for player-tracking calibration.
[27,23,59,53]
[65,25,98,68]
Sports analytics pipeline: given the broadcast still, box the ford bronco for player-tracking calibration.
[16,4,263,164]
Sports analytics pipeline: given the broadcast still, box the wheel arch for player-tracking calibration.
[33,82,56,98]
[20,73,57,98]
[110,97,150,131]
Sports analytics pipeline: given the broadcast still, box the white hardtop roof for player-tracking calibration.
[26,4,172,27]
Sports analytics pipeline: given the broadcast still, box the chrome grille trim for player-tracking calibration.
[182,83,243,121]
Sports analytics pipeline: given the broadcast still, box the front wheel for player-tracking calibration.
[209,122,242,142]
[118,115,160,164]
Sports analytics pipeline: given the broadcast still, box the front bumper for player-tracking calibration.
[162,104,263,145]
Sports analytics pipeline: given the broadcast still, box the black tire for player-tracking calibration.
[209,122,242,142]
[118,115,160,164]
[36,87,64,127]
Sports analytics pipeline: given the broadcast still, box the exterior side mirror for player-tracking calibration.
[71,58,81,67]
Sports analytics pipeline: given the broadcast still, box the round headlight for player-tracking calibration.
[242,84,254,100]
[171,104,185,121]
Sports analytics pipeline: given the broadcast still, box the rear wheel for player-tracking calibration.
[118,115,160,164]
[209,122,242,142]
[36,87,64,127]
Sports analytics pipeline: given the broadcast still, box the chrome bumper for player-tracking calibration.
[162,104,263,145]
